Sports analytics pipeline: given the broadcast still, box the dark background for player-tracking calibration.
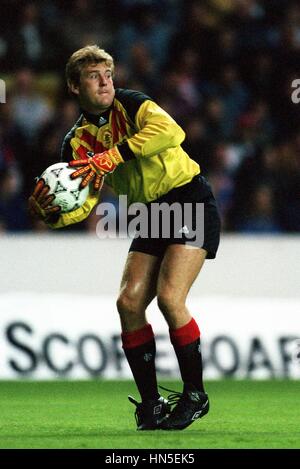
[0,0,299,234]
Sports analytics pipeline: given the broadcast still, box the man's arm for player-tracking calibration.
[47,131,103,229]
[117,99,186,160]
[28,122,103,229]
[69,92,186,184]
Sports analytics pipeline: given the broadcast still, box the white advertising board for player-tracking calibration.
[0,293,299,380]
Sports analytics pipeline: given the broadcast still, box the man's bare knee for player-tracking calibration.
[116,290,142,316]
[116,289,149,331]
[157,286,192,329]
[157,289,184,316]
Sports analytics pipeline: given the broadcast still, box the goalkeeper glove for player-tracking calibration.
[28,178,61,222]
[69,147,124,189]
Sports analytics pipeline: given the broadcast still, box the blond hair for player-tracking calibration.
[66,45,114,88]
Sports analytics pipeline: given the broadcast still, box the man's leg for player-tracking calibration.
[156,244,209,429]
[117,251,160,331]
[117,251,170,429]
[117,251,160,400]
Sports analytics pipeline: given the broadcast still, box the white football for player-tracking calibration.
[40,162,89,213]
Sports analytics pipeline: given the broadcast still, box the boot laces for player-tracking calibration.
[128,395,164,427]
[158,385,202,418]
[159,385,183,406]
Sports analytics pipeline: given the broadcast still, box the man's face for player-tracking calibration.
[72,62,115,114]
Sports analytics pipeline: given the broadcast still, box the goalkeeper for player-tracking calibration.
[29,45,221,431]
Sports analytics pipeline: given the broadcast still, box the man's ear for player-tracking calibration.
[68,80,79,96]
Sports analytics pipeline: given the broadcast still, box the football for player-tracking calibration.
[40,162,89,213]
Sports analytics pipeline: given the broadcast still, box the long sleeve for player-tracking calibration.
[48,120,100,229]
[46,191,100,229]
[117,100,186,160]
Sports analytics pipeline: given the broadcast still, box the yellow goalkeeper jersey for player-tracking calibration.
[50,89,200,228]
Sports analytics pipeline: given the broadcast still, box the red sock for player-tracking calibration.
[169,317,200,347]
[121,324,159,401]
[121,323,154,349]
[169,318,204,392]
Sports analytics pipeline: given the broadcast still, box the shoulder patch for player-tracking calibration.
[115,88,153,123]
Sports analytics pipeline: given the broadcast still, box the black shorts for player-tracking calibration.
[129,175,221,259]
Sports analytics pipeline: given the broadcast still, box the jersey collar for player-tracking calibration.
[81,107,111,127]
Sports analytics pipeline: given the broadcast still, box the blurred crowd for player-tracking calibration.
[1,0,300,234]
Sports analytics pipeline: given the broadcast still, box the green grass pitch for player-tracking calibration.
[0,379,299,449]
